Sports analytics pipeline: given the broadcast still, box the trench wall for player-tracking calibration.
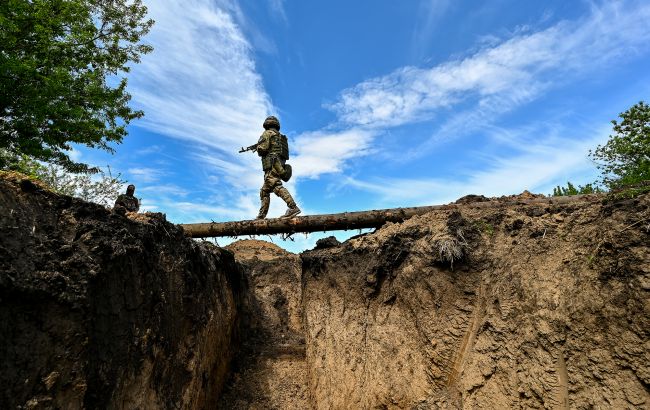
[0,174,246,409]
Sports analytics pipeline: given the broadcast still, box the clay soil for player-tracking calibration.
[300,193,650,409]
[217,240,310,409]
[0,172,245,409]
[2,171,649,409]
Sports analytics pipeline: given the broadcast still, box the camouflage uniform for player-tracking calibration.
[256,117,300,219]
[113,185,140,213]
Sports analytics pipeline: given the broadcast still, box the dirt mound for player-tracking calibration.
[0,174,246,409]
[226,239,291,261]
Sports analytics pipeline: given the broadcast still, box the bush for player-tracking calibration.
[1,149,125,207]
[552,182,602,196]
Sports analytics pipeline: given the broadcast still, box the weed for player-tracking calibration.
[473,220,495,236]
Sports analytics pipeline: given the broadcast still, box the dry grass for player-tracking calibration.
[432,229,468,267]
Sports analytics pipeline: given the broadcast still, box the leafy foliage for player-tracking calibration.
[0,148,125,206]
[0,148,46,179]
[552,181,602,196]
[38,164,126,206]
[0,0,153,173]
[590,101,650,189]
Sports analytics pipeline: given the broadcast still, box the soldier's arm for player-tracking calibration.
[256,131,272,155]
[113,195,125,209]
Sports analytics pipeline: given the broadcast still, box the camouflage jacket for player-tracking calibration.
[114,194,140,212]
[256,129,277,157]
[257,129,289,159]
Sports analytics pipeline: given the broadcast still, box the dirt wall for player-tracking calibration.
[0,174,246,409]
[2,170,648,409]
[301,195,650,409]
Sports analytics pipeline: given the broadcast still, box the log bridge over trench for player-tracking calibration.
[179,194,595,238]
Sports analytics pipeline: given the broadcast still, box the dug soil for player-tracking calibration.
[1,172,649,409]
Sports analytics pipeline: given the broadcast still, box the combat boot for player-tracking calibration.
[282,205,301,218]
[275,187,301,218]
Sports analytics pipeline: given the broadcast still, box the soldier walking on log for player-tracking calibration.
[240,116,301,219]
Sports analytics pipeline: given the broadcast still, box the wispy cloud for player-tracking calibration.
[292,128,376,179]
[340,122,610,207]
[411,0,452,60]
[128,167,166,183]
[267,0,288,24]
[139,183,189,197]
[330,1,650,132]
[129,0,272,151]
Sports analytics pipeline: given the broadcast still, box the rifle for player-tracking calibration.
[238,143,258,153]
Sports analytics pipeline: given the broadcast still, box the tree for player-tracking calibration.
[590,101,650,189]
[552,181,602,196]
[0,0,153,173]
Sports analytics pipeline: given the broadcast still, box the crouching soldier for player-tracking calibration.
[256,116,301,219]
[113,184,140,214]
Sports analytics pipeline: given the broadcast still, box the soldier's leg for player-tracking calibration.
[257,190,270,219]
[273,186,301,218]
[257,175,273,219]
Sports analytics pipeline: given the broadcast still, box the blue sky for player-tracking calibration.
[77,0,650,251]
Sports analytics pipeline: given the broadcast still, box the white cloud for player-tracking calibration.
[329,1,650,129]
[128,167,166,183]
[130,0,272,152]
[341,123,610,207]
[292,129,376,179]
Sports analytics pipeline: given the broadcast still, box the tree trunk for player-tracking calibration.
[179,195,595,238]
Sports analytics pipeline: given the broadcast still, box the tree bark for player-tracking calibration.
[179,195,596,238]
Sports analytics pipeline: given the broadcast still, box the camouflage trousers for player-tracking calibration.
[258,160,296,218]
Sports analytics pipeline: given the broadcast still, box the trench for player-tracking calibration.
[214,242,312,409]
[3,173,649,409]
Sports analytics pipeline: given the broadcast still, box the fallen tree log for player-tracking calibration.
[179,194,597,238]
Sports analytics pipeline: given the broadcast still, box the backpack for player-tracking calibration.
[277,133,289,161]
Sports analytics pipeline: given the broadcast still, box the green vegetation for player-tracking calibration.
[473,220,495,236]
[0,0,153,173]
[1,150,125,206]
[552,101,649,197]
[590,101,650,189]
[552,182,602,197]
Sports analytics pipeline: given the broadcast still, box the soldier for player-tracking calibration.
[256,116,301,219]
[113,184,140,213]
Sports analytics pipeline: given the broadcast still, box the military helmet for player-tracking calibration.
[281,164,292,182]
[263,116,280,130]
